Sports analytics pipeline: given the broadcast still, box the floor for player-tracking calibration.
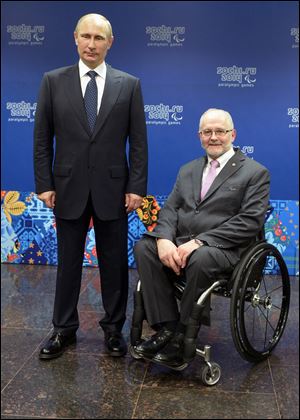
[1,264,299,419]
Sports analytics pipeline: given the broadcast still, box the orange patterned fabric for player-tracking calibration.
[136,195,161,232]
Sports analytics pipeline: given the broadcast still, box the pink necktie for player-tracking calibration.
[201,159,220,200]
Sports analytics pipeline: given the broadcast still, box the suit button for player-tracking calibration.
[195,210,199,214]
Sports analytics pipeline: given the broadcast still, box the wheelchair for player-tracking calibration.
[129,205,291,386]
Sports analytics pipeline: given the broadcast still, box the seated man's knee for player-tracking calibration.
[186,245,232,277]
[187,246,220,273]
[134,237,155,262]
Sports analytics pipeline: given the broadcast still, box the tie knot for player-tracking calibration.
[87,71,97,80]
[210,159,220,169]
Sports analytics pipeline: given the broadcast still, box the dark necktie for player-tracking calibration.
[201,159,220,200]
[84,71,98,132]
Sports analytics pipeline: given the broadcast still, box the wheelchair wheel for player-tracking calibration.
[230,242,290,362]
[128,343,144,360]
[201,363,221,386]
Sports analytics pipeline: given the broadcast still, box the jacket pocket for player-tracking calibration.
[53,165,72,177]
[219,184,246,192]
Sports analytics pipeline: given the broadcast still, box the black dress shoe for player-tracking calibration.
[104,332,127,357]
[134,328,175,359]
[152,333,188,369]
[39,332,76,360]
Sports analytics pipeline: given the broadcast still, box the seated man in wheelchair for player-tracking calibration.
[133,108,270,370]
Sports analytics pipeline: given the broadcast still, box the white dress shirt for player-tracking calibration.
[78,59,107,114]
[202,147,235,186]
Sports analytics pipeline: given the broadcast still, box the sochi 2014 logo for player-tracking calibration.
[217,65,257,88]
[144,103,183,125]
[146,25,185,47]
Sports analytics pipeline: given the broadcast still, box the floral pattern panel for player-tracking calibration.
[1,191,299,275]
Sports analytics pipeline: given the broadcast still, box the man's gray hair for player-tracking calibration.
[199,108,234,130]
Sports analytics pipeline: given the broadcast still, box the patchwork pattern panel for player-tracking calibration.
[1,191,299,275]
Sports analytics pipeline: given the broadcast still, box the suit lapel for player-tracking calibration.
[63,65,91,136]
[200,149,246,203]
[63,64,123,138]
[92,66,122,138]
[192,156,206,204]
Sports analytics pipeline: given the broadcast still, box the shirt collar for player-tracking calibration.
[78,59,107,79]
[207,147,235,166]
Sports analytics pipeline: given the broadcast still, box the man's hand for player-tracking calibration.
[125,193,143,213]
[177,239,202,269]
[37,191,56,209]
[157,239,182,275]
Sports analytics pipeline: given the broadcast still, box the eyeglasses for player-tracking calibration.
[199,129,233,138]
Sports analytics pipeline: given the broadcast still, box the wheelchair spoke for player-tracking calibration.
[244,300,253,313]
[261,275,268,296]
[270,304,282,311]
[256,305,276,333]
[263,309,269,348]
[260,284,283,298]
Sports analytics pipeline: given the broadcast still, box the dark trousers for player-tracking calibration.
[134,237,233,327]
[53,196,128,335]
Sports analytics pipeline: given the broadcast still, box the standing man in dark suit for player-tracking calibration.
[134,108,270,369]
[34,13,148,360]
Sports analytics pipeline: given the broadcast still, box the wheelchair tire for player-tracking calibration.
[230,242,290,362]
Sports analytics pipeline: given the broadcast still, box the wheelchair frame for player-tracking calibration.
[130,208,291,386]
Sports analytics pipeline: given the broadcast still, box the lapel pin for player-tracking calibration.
[232,163,236,166]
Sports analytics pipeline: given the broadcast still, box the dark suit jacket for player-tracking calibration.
[34,63,148,220]
[147,148,270,265]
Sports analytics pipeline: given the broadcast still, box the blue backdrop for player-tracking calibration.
[1,0,299,198]
[1,1,299,274]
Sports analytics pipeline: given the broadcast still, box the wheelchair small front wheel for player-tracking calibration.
[201,363,221,386]
[128,344,144,360]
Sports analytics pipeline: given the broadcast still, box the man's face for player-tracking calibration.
[74,17,113,69]
[199,111,236,159]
